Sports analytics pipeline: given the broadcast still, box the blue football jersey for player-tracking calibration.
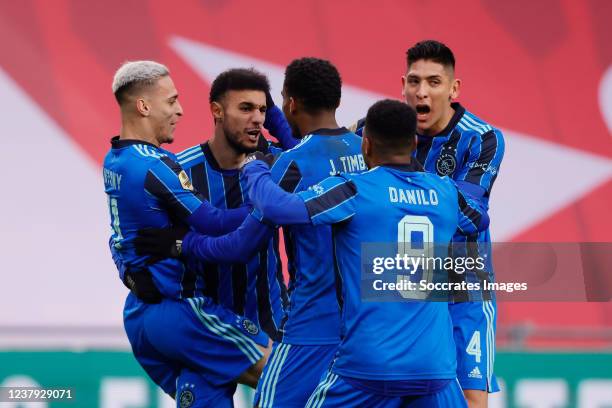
[176,142,288,341]
[414,103,504,299]
[296,162,484,380]
[103,138,205,299]
[270,128,367,345]
[356,103,504,298]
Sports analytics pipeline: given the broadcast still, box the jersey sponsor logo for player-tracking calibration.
[178,170,194,191]
[436,153,457,176]
[468,161,498,175]
[468,366,483,379]
[242,318,259,335]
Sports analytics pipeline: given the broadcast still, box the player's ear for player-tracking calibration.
[211,101,223,123]
[450,78,461,101]
[136,98,150,117]
[289,97,297,115]
[362,132,371,155]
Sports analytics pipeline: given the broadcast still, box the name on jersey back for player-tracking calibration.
[388,186,439,206]
[328,154,367,175]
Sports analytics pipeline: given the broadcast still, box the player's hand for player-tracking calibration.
[241,151,275,169]
[122,267,163,304]
[347,117,366,133]
[134,226,189,258]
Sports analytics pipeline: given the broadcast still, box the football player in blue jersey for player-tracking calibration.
[129,58,364,407]
[250,57,367,408]
[173,68,288,344]
[104,61,276,408]
[400,40,504,408]
[236,99,490,407]
[350,40,504,407]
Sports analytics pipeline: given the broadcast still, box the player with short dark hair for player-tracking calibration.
[173,67,288,343]
[349,40,503,407]
[233,98,490,407]
[283,57,342,113]
[402,40,504,408]
[407,39,455,71]
[209,67,270,104]
[252,57,367,408]
[104,61,276,408]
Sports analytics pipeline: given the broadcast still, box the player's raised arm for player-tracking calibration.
[263,91,300,150]
[144,156,249,235]
[241,158,310,224]
[134,212,273,264]
[241,156,357,226]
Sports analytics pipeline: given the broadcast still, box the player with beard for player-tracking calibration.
[175,68,289,344]
[136,60,364,407]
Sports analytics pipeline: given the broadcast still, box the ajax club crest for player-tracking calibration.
[242,319,259,335]
[436,153,457,176]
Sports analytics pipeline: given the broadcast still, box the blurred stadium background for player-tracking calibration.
[0,0,611,406]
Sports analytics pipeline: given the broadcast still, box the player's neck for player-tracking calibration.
[299,112,339,136]
[371,154,413,168]
[119,120,159,147]
[419,104,456,136]
[208,133,245,170]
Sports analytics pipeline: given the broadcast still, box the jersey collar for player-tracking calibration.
[381,161,424,173]
[308,127,349,136]
[201,142,223,171]
[110,135,159,149]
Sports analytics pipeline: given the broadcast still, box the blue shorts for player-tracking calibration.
[449,300,499,392]
[123,293,268,403]
[254,343,338,408]
[305,371,467,408]
[175,368,237,408]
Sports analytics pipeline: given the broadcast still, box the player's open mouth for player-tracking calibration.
[246,129,260,141]
[415,104,431,121]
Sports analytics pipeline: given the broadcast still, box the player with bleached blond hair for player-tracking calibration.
[105,60,274,407]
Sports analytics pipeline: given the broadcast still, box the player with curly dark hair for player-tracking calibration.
[253,57,367,408]
[280,57,342,137]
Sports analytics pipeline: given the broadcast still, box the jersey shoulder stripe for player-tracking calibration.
[304,181,357,218]
[178,147,205,167]
[176,145,202,160]
[458,113,493,135]
[132,144,163,159]
[281,134,314,155]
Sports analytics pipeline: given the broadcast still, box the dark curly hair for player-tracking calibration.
[283,57,341,113]
[365,99,416,151]
[209,68,270,103]
[406,40,455,71]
